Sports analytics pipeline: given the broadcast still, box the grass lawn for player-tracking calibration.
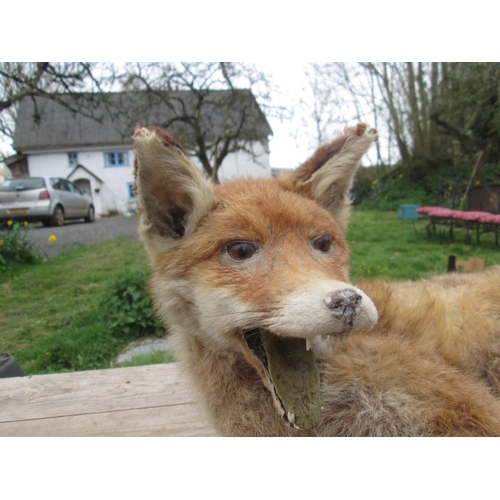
[1,238,157,374]
[348,210,500,282]
[1,210,499,375]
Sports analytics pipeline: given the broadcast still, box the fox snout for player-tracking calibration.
[269,280,378,342]
[324,289,362,328]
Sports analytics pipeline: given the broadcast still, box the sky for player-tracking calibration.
[264,62,383,170]
[263,63,312,170]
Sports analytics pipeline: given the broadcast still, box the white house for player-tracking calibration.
[12,91,273,217]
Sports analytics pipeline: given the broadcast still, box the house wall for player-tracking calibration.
[26,142,271,217]
[217,141,272,182]
[27,148,137,217]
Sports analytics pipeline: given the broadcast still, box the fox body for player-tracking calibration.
[133,124,500,436]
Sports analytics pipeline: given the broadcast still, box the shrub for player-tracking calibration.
[0,222,44,268]
[353,160,500,210]
[102,269,165,338]
[356,175,432,211]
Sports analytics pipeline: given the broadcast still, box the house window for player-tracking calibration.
[104,151,129,167]
[127,182,136,200]
[68,152,78,167]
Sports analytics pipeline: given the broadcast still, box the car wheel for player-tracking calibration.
[49,205,64,227]
[85,205,95,223]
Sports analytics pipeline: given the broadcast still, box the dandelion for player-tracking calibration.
[48,235,57,243]
[7,220,13,226]
[0,240,3,246]
[23,221,29,226]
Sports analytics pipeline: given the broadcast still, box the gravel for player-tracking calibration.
[115,337,172,364]
[25,215,140,259]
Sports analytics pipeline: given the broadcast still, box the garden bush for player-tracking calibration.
[102,269,165,338]
[0,222,44,268]
[353,161,500,210]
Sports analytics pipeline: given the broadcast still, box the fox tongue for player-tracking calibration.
[261,331,322,430]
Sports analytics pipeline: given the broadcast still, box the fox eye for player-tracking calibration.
[226,242,258,261]
[312,235,333,253]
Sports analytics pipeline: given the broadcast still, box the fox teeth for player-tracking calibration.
[321,334,329,342]
[306,338,312,351]
[287,412,296,424]
[293,424,301,430]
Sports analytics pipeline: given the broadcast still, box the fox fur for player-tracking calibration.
[133,123,500,436]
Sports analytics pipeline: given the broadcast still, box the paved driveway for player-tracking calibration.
[26,215,140,259]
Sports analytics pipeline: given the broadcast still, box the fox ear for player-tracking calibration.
[133,126,216,252]
[280,124,377,229]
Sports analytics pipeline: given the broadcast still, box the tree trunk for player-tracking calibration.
[429,62,439,156]
[459,139,493,210]
[376,63,411,163]
[406,62,424,156]
[417,62,430,156]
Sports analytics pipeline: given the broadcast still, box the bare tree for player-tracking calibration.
[116,62,276,183]
[304,62,500,173]
[299,64,345,149]
[2,63,278,182]
[0,62,110,158]
[299,63,389,166]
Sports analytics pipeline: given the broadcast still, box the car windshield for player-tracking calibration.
[0,178,46,192]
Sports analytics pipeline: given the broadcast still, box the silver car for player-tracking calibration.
[0,176,95,226]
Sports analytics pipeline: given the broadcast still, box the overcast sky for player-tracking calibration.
[264,63,311,170]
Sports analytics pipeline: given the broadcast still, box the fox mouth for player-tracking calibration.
[243,329,322,431]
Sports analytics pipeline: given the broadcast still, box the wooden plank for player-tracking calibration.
[1,404,218,437]
[0,363,218,436]
[0,363,194,422]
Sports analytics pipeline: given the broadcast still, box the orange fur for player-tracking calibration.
[133,124,500,436]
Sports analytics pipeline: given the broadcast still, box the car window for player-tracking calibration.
[0,178,46,191]
[67,182,82,194]
[60,180,71,192]
[51,178,71,192]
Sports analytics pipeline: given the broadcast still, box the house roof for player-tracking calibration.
[67,164,103,183]
[13,90,273,152]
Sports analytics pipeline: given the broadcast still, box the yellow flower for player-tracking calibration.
[7,220,13,226]
[48,235,57,243]
[23,221,29,226]
[0,240,3,246]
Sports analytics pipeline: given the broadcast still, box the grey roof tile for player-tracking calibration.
[13,90,273,152]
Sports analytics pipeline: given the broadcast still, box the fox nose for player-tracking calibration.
[324,289,362,327]
[324,289,362,310]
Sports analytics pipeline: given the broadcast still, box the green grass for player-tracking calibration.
[348,210,500,282]
[0,238,162,375]
[1,211,498,375]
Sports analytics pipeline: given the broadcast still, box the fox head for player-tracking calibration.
[133,124,379,430]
